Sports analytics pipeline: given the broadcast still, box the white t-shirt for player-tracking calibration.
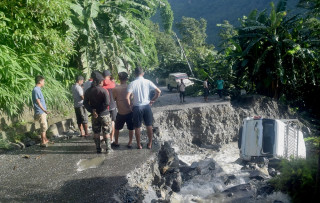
[128,76,157,106]
[203,81,208,88]
[179,83,186,92]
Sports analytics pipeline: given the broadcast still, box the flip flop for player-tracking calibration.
[40,143,48,148]
[127,145,132,149]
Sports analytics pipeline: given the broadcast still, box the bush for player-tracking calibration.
[270,158,318,202]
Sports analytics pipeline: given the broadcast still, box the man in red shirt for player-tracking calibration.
[102,70,117,144]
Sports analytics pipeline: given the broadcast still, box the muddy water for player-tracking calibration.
[76,156,106,172]
[171,142,291,203]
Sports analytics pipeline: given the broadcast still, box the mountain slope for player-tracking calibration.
[165,0,300,46]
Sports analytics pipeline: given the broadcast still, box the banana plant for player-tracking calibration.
[69,0,173,78]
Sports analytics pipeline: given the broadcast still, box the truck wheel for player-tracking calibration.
[167,84,171,90]
[238,126,243,149]
[168,84,172,92]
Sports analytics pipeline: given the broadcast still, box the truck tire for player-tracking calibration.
[238,126,243,149]
[168,84,172,92]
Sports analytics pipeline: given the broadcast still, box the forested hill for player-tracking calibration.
[165,0,300,46]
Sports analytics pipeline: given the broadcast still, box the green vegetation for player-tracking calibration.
[0,0,174,117]
[270,158,318,202]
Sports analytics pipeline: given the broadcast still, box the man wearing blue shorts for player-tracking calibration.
[126,67,161,149]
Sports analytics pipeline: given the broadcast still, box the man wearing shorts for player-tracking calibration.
[32,75,50,147]
[84,72,112,153]
[112,72,134,148]
[102,70,117,143]
[72,75,89,137]
[126,67,161,149]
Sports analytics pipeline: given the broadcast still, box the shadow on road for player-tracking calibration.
[0,176,129,202]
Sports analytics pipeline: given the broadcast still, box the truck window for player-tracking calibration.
[262,119,275,154]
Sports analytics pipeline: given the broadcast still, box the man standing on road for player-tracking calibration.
[112,72,134,148]
[179,79,186,103]
[203,78,209,102]
[32,75,51,147]
[126,67,161,149]
[72,75,89,137]
[217,76,224,99]
[84,72,112,153]
[102,70,117,143]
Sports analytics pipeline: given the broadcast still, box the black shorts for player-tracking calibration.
[115,112,134,131]
[75,106,88,124]
[109,109,117,121]
[132,105,153,128]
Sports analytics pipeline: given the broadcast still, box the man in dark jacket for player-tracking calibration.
[84,71,112,153]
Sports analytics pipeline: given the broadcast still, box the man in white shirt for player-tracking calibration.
[179,79,186,103]
[203,78,209,102]
[126,67,161,149]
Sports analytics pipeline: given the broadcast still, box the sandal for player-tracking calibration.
[127,145,132,149]
[40,143,48,148]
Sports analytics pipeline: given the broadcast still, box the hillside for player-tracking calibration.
[162,0,300,46]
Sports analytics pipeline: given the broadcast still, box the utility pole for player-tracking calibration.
[173,32,194,77]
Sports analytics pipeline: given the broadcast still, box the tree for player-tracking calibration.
[0,0,78,116]
[69,0,174,78]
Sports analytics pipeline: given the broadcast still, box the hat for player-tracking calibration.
[118,72,128,80]
[91,71,104,83]
[103,70,111,77]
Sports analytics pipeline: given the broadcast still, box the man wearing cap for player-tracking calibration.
[112,72,134,148]
[84,71,112,153]
[72,75,89,137]
[102,70,117,144]
[126,67,161,149]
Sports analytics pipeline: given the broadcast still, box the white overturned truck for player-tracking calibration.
[238,117,306,161]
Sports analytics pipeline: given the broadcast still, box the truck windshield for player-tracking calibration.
[262,119,275,154]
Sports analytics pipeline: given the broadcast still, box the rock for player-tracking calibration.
[25,140,36,147]
[257,184,275,197]
[251,157,269,168]
[223,183,252,193]
[223,174,237,185]
[227,192,233,197]
[190,162,199,169]
[268,168,277,177]
[249,170,268,181]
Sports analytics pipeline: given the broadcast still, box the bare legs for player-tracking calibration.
[135,126,153,149]
[114,129,133,146]
[135,128,142,149]
[110,121,115,142]
[78,123,89,136]
[41,131,49,144]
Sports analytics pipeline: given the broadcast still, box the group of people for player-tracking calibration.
[32,67,161,153]
[203,77,224,102]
